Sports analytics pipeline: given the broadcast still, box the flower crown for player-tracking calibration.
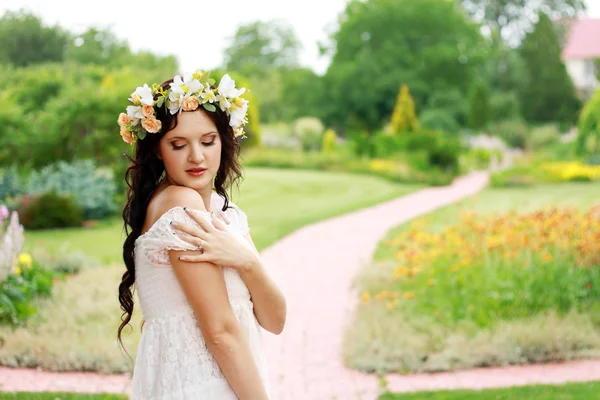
[117,69,249,145]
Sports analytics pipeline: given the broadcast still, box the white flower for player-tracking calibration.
[169,75,204,114]
[229,100,249,128]
[218,74,244,99]
[200,87,217,103]
[129,84,154,106]
[126,105,144,120]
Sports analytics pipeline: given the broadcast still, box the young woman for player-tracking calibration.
[118,70,286,399]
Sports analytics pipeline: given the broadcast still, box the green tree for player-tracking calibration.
[519,12,580,125]
[280,67,323,121]
[390,84,419,134]
[460,0,586,44]
[65,27,132,66]
[321,0,484,133]
[223,20,301,78]
[0,10,69,67]
[468,81,491,131]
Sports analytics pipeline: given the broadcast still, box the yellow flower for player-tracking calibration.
[541,252,553,262]
[14,265,21,275]
[18,253,32,269]
[402,291,415,299]
[360,292,371,304]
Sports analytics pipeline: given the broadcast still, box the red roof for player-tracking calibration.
[562,18,600,60]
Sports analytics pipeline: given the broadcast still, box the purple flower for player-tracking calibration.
[0,205,8,220]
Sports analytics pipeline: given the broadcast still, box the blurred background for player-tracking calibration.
[0,0,600,398]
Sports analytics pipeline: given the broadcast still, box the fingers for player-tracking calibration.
[185,208,216,233]
[171,219,208,240]
[175,230,205,249]
[178,254,209,263]
[211,214,227,231]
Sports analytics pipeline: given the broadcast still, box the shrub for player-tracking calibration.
[489,120,529,149]
[0,254,56,325]
[0,208,24,283]
[419,109,459,133]
[528,124,561,150]
[292,117,324,152]
[18,192,83,230]
[26,159,116,220]
[322,129,338,153]
[390,84,419,134]
[0,166,23,203]
[427,135,461,173]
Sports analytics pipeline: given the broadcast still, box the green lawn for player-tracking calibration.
[379,381,600,399]
[345,182,600,375]
[25,167,421,263]
[3,167,420,374]
[0,394,126,400]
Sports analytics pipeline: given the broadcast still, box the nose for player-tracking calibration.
[188,143,205,164]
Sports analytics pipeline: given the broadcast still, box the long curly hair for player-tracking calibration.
[118,77,244,350]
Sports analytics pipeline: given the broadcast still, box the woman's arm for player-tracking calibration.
[159,187,268,399]
[239,233,287,335]
[171,252,269,399]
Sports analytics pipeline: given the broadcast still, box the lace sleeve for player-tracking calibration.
[140,206,211,265]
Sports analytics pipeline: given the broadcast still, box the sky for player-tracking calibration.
[1,0,599,75]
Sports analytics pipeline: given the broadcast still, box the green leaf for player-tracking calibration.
[157,97,165,108]
[203,103,216,112]
[137,130,147,140]
[208,78,216,86]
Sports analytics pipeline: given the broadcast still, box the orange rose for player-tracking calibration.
[142,105,155,118]
[182,96,199,111]
[142,117,162,133]
[117,113,131,127]
[120,126,135,145]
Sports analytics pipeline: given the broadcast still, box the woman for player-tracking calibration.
[118,70,286,399]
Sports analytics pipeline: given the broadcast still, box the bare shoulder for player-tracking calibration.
[145,186,207,229]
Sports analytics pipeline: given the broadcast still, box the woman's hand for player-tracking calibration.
[172,209,258,272]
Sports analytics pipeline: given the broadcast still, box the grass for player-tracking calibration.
[24,167,421,263]
[345,182,600,375]
[0,394,126,399]
[3,167,420,373]
[379,381,600,399]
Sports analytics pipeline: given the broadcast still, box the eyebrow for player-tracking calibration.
[168,132,218,140]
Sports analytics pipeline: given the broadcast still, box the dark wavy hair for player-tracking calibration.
[118,77,244,350]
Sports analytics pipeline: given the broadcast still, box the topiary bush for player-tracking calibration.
[26,159,116,220]
[293,117,324,152]
[322,128,338,154]
[18,192,83,230]
[419,109,459,134]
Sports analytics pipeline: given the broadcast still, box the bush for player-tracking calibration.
[322,129,338,153]
[0,166,23,203]
[0,254,57,326]
[489,120,529,149]
[427,135,461,173]
[18,192,83,230]
[292,117,324,152]
[528,124,561,150]
[391,84,419,134]
[577,89,600,156]
[468,82,491,131]
[419,109,459,133]
[26,159,116,220]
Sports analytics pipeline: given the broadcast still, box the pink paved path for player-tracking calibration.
[2,171,600,398]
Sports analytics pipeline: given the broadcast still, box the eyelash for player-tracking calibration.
[172,141,215,150]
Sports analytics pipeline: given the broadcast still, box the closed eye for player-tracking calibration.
[202,140,216,146]
[172,144,185,150]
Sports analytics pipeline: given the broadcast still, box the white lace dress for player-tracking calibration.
[131,194,270,399]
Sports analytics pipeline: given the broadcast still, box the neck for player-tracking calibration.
[198,187,213,212]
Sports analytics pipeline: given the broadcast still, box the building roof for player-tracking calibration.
[562,18,600,60]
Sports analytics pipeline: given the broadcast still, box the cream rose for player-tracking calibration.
[142,105,155,118]
[120,126,135,145]
[142,117,162,133]
[117,113,131,127]
[182,96,199,111]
